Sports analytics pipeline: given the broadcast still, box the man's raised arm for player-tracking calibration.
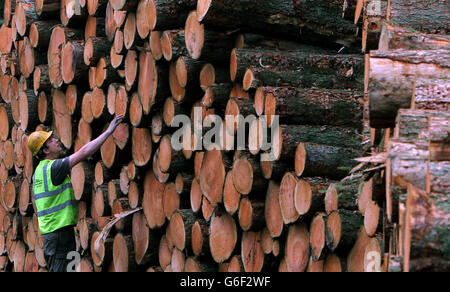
[69,115,124,169]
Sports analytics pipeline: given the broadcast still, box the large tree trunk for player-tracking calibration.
[368,49,450,128]
[197,0,361,49]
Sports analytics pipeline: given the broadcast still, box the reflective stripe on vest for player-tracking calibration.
[33,160,78,234]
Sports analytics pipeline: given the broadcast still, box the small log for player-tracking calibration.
[323,254,342,272]
[310,213,327,262]
[65,85,82,116]
[232,154,266,196]
[201,196,215,222]
[223,171,240,216]
[147,0,197,31]
[132,212,159,266]
[84,37,111,66]
[113,233,138,272]
[0,104,13,141]
[52,89,74,149]
[279,172,300,225]
[162,183,179,220]
[158,235,172,269]
[209,209,238,263]
[241,231,265,272]
[94,184,111,217]
[295,142,360,179]
[167,209,196,251]
[260,86,363,129]
[18,179,33,217]
[131,127,152,167]
[191,219,210,257]
[71,161,95,201]
[294,177,330,217]
[87,0,108,17]
[29,20,61,51]
[47,25,84,88]
[185,11,236,63]
[346,226,371,272]
[161,30,187,62]
[142,170,166,229]
[285,223,310,272]
[61,40,88,84]
[238,197,265,232]
[364,200,381,237]
[190,179,202,213]
[158,134,189,173]
[200,150,232,206]
[265,181,283,238]
[95,57,122,89]
[85,16,106,40]
[149,31,163,60]
[325,210,363,254]
[18,90,40,131]
[184,257,216,272]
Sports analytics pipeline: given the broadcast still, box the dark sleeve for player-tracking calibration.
[51,158,71,186]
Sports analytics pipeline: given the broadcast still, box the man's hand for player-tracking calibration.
[69,115,124,169]
[107,115,124,134]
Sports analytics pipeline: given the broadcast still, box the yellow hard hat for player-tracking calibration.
[28,131,53,155]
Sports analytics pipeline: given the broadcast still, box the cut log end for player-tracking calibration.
[185,11,204,60]
[232,157,253,195]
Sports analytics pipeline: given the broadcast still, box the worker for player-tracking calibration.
[28,115,124,272]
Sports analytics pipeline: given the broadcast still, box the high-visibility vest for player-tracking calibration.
[33,159,78,234]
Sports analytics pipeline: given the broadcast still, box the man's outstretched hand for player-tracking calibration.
[107,115,124,134]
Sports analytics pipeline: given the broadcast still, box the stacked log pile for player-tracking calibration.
[362,0,449,272]
[1,0,436,273]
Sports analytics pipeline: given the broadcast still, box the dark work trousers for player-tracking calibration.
[42,226,76,272]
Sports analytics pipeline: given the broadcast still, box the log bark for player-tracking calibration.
[403,184,450,272]
[294,177,330,217]
[272,124,362,163]
[389,139,429,192]
[84,37,111,66]
[412,79,449,111]
[61,40,88,84]
[35,0,60,18]
[429,117,450,162]
[295,142,360,179]
[310,212,327,262]
[197,0,360,49]
[369,49,450,128]
[231,49,364,89]
[260,87,363,129]
[167,209,196,251]
[387,0,449,34]
[379,22,450,51]
[325,209,363,255]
